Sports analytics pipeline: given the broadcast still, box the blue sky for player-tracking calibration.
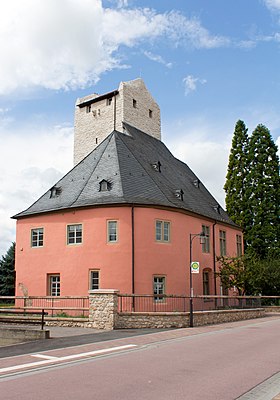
[0,0,280,257]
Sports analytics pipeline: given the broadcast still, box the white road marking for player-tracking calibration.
[0,344,137,374]
[32,354,60,360]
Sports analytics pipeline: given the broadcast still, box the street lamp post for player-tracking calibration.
[189,232,206,327]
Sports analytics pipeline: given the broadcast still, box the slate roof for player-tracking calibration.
[13,123,237,226]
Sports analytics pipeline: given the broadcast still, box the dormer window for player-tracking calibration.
[213,204,221,214]
[175,189,184,201]
[99,179,112,192]
[133,99,137,108]
[50,186,62,198]
[151,161,161,173]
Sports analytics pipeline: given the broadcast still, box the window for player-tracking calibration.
[149,109,153,118]
[48,274,60,297]
[203,270,210,295]
[50,186,62,198]
[155,220,170,242]
[133,99,137,108]
[202,225,210,253]
[106,98,112,106]
[99,179,111,192]
[236,234,242,256]
[219,230,227,256]
[31,228,44,247]
[67,224,82,245]
[108,220,118,242]
[86,104,91,113]
[153,276,165,301]
[89,270,100,290]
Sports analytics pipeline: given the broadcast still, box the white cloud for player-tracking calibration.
[0,123,73,257]
[183,75,207,95]
[264,0,280,11]
[143,51,172,68]
[163,117,233,209]
[0,1,229,95]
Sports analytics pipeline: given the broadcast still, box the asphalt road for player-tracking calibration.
[1,317,280,400]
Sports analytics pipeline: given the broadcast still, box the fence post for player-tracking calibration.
[88,289,119,330]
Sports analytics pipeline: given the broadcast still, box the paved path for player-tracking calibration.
[1,315,280,399]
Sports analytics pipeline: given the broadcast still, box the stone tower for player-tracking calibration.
[73,78,161,165]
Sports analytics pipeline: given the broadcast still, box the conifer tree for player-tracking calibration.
[224,120,249,230]
[245,124,280,258]
[0,242,15,296]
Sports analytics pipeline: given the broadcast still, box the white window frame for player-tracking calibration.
[155,220,170,243]
[89,270,100,290]
[107,220,118,243]
[67,224,83,245]
[31,228,44,247]
[48,274,60,297]
[153,276,166,302]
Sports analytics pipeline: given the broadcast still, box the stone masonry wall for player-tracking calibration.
[121,80,161,140]
[116,309,265,329]
[74,92,122,165]
[73,78,161,165]
[88,289,119,330]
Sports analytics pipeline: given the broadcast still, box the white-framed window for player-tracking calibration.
[89,270,100,290]
[219,230,227,256]
[202,225,210,253]
[107,220,118,242]
[236,234,242,256]
[31,228,44,247]
[153,276,166,301]
[67,224,82,245]
[155,220,170,242]
[48,274,60,297]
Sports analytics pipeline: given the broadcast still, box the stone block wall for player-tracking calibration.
[121,80,161,140]
[116,309,265,329]
[73,78,161,165]
[88,289,119,330]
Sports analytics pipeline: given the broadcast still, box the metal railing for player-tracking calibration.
[0,296,89,317]
[118,294,276,313]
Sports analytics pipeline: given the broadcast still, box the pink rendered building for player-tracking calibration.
[13,80,243,299]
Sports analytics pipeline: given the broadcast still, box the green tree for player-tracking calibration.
[246,254,280,296]
[245,124,280,258]
[224,120,249,231]
[0,242,15,296]
[216,256,248,295]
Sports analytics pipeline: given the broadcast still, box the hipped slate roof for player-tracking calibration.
[13,124,236,226]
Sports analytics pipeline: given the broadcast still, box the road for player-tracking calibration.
[1,316,280,400]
